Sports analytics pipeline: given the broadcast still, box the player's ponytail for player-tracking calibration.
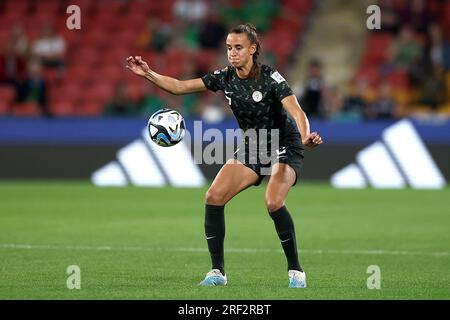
[229,23,261,79]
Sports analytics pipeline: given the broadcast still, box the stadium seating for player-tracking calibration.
[0,0,310,117]
[0,85,16,115]
[353,0,450,112]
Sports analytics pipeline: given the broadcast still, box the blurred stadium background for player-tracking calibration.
[0,0,449,299]
[0,0,449,183]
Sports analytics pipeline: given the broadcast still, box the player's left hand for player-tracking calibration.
[302,132,323,149]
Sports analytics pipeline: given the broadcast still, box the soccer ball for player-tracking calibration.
[147,108,185,147]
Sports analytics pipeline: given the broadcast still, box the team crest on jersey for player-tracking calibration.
[271,71,285,83]
[252,91,263,102]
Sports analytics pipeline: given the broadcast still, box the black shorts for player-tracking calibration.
[233,144,305,186]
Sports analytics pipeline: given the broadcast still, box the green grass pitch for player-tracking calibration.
[0,182,449,299]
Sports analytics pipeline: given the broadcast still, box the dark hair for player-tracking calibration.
[228,23,261,79]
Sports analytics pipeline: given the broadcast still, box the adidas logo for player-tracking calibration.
[91,128,205,187]
[331,119,446,189]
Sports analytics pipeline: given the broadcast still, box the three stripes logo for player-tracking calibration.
[331,119,446,189]
[91,128,205,187]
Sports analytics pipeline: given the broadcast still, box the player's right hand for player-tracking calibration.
[302,131,323,149]
[126,56,151,77]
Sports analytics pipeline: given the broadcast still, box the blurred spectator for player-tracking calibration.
[324,85,363,123]
[173,0,208,23]
[104,81,139,116]
[140,86,169,116]
[198,13,227,49]
[322,85,343,120]
[416,65,447,110]
[377,0,400,34]
[219,0,279,33]
[298,59,325,118]
[398,0,432,34]
[0,41,27,85]
[8,24,29,58]
[179,61,201,116]
[389,25,424,69]
[31,24,66,70]
[16,60,49,116]
[426,23,447,70]
[201,93,226,124]
[339,82,370,121]
[367,82,397,120]
[136,17,174,53]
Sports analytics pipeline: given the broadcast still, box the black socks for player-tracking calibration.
[269,206,303,272]
[204,204,302,275]
[205,204,225,275]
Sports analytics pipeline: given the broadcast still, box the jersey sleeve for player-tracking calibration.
[201,67,228,92]
[270,69,293,102]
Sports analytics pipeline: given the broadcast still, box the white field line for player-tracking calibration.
[0,243,449,257]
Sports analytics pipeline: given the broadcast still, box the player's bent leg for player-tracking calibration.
[199,159,259,286]
[206,158,259,206]
[265,163,296,212]
[265,163,306,288]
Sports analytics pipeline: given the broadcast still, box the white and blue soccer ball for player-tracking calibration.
[147,108,185,147]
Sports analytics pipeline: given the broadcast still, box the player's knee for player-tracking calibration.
[265,196,284,213]
[205,189,227,206]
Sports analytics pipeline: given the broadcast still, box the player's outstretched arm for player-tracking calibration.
[281,95,323,149]
[126,56,207,95]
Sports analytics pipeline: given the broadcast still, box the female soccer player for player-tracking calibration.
[126,23,323,288]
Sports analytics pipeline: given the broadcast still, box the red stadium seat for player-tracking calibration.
[36,0,60,11]
[74,101,105,116]
[271,17,303,34]
[122,12,148,32]
[0,12,25,31]
[195,49,218,73]
[282,0,312,14]
[42,68,61,85]
[59,83,83,103]
[0,99,9,115]
[10,101,41,117]
[74,47,99,66]
[65,64,91,84]
[387,70,410,89]
[68,0,94,14]
[0,85,16,105]
[0,85,15,115]
[354,67,380,87]
[80,28,110,49]
[4,0,30,14]
[83,83,114,105]
[360,34,393,67]
[49,97,75,117]
[0,0,309,117]
[125,82,146,103]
